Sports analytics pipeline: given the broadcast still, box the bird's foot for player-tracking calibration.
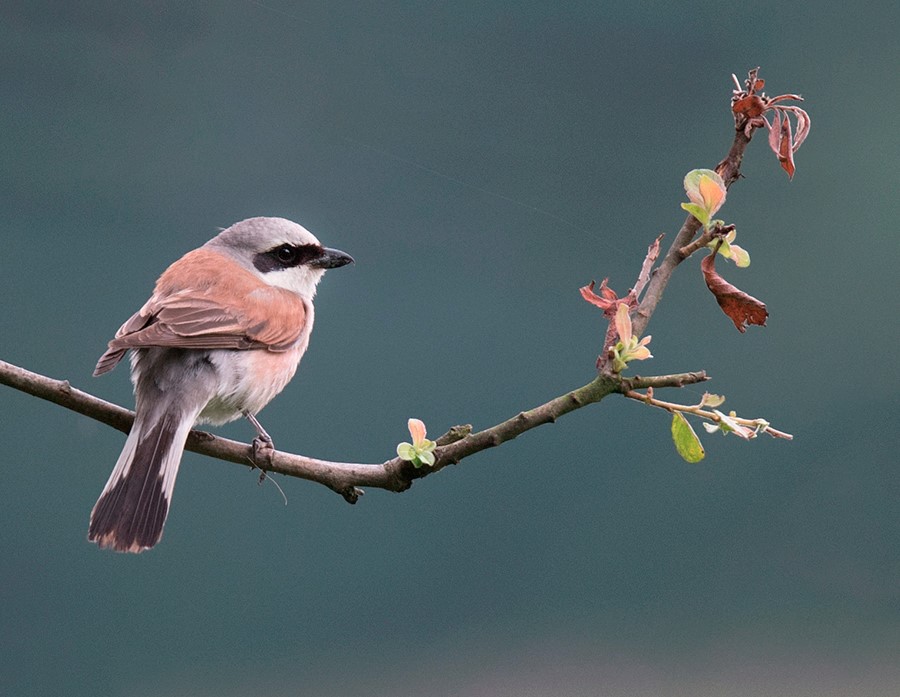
[244,411,276,469]
[251,433,276,468]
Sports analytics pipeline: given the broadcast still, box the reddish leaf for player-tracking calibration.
[786,106,811,151]
[732,94,766,118]
[580,279,618,312]
[700,253,768,333]
[765,105,809,178]
[767,93,803,105]
[767,111,781,154]
[407,418,427,446]
[776,114,796,179]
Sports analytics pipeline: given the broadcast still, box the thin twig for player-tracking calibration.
[624,389,793,440]
[631,234,663,301]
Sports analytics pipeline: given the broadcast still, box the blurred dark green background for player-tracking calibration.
[1,2,897,696]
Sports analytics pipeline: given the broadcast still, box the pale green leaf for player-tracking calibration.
[700,392,726,408]
[681,202,710,226]
[729,244,751,267]
[396,443,416,460]
[671,412,706,463]
[684,169,726,207]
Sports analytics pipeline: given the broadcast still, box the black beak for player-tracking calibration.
[311,247,354,269]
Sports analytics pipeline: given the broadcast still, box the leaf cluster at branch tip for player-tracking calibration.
[396,418,437,468]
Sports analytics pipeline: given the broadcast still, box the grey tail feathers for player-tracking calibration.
[88,408,194,553]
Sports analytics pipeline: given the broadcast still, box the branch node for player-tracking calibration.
[435,424,472,446]
[340,487,364,504]
[569,391,586,407]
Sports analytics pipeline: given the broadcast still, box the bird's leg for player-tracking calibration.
[243,410,275,468]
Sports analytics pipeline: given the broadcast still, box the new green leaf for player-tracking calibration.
[682,169,727,230]
[671,412,705,463]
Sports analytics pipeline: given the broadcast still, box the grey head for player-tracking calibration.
[205,217,353,298]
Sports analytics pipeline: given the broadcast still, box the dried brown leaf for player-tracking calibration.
[777,114,796,179]
[786,106,811,151]
[732,94,766,118]
[700,253,768,333]
[768,111,781,154]
[580,279,618,312]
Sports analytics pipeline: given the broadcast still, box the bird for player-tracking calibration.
[88,217,353,553]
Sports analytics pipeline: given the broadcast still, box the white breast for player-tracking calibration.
[197,302,315,425]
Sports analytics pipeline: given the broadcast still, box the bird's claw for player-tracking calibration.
[251,433,275,469]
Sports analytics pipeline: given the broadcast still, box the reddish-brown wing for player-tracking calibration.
[94,249,307,376]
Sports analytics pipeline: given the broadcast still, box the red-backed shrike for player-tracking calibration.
[89,217,353,553]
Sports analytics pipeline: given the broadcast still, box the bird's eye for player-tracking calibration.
[275,245,297,264]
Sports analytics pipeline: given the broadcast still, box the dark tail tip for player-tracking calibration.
[89,474,169,553]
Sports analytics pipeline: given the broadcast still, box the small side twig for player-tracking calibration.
[624,389,793,440]
[631,234,664,301]
[678,223,735,259]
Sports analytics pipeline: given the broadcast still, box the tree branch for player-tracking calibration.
[632,127,755,339]
[0,358,708,501]
[431,370,706,469]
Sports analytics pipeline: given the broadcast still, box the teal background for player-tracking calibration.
[1,2,897,695]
